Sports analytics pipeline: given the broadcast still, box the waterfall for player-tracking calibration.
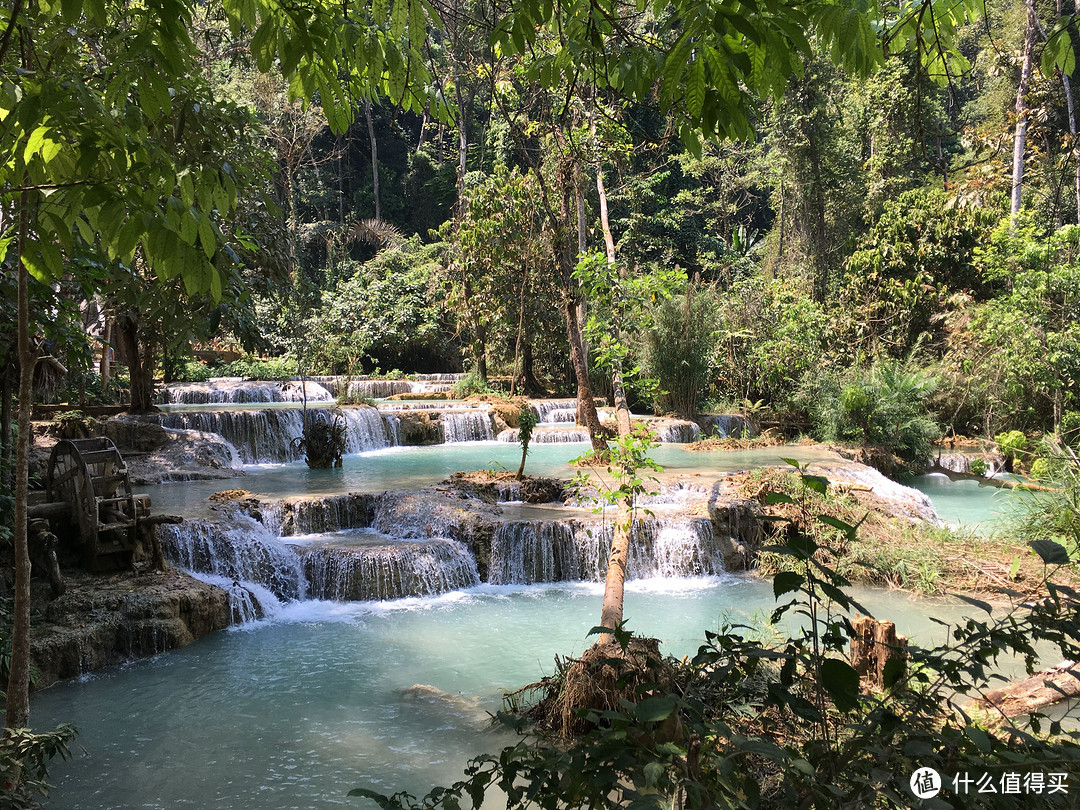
[628,518,726,578]
[339,407,396,453]
[498,426,589,443]
[159,406,396,463]
[488,521,591,584]
[530,399,579,423]
[346,380,414,398]
[698,414,751,438]
[652,420,702,443]
[283,493,377,535]
[159,380,333,404]
[158,512,308,609]
[441,411,495,442]
[296,535,480,600]
[487,516,724,584]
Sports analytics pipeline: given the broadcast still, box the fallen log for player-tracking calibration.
[971,660,1080,718]
[925,463,1060,493]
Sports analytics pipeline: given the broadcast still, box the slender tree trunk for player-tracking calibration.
[455,81,468,208]
[417,106,429,152]
[99,318,111,393]
[557,176,605,451]
[595,153,632,640]
[7,190,33,736]
[1064,0,1080,224]
[1012,0,1037,220]
[364,99,381,221]
[595,162,632,437]
[1,364,13,491]
[575,172,590,370]
[522,344,541,395]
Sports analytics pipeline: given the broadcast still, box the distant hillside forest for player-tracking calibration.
[4,0,1078,450]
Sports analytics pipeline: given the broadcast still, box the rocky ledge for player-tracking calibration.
[30,569,231,689]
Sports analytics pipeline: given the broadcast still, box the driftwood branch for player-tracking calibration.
[972,660,1080,718]
[926,463,1060,493]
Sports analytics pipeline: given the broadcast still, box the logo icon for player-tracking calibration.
[911,767,942,799]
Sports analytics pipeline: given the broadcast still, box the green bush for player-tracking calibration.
[968,456,988,476]
[799,357,940,475]
[642,283,718,418]
[452,370,492,398]
[994,430,1027,462]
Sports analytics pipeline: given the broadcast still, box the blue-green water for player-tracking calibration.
[145,443,843,518]
[910,473,1028,535]
[32,579,964,809]
[32,440,1024,808]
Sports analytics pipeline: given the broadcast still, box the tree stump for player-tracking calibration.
[849,615,908,691]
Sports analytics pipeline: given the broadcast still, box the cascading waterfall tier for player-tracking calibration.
[159,380,333,404]
[650,420,702,443]
[440,410,495,442]
[158,510,307,607]
[497,426,590,443]
[159,406,396,463]
[487,516,725,584]
[293,532,480,600]
[698,414,751,438]
[531,399,580,423]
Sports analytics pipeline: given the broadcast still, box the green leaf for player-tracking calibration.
[964,725,992,753]
[1030,539,1070,565]
[765,492,795,505]
[686,57,705,118]
[951,593,993,615]
[820,658,860,712]
[642,761,665,788]
[636,695,676,723]
[801,474,828,495]
[773,571,804,598]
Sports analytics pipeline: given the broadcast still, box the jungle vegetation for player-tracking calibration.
[3,0,1080,804]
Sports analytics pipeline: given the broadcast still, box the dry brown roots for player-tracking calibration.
[509,637,677,737]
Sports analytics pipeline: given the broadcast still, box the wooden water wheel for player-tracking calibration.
[46,437,145,571]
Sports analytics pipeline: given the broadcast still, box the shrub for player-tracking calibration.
[994,430,1027,463]
[452,371,492,398]
[968,456,988,476]
[799,357,940,475]
[642,283,718,418]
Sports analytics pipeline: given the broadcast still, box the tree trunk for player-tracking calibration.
[7,190,34,736]
[522,344,542,396]
[117,315,154,413]
[1012,0,1037,220]
[972,660,1080,718]
[455,80,468,211]
[1064,0,1080,224]
[557,168,605,451]
[364,99,381,221]
[1,363,12,491]
[417,105,429,152]
[595,154,633,640]
[564,298,605,451]
[595,158,632,436]
[99,318,112,393]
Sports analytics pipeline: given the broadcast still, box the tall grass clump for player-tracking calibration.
[642,283,718,419]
